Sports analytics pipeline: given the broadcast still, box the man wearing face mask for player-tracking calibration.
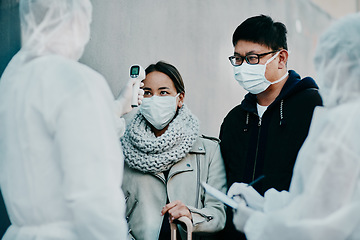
[218,15,322,239]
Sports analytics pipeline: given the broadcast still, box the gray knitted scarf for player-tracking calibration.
[121,104,199,173]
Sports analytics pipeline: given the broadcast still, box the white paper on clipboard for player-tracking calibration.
[201,182,239,209]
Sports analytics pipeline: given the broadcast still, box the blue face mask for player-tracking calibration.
[139,94,179,130]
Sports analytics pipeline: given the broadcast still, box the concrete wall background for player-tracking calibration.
[81,0,333,137]
[312,0,360,18]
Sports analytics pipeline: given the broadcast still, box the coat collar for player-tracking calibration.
[189,137,206,154]
[154,137,206,182]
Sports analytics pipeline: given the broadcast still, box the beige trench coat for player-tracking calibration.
[122,135,227,240]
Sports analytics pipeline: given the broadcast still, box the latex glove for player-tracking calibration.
[232,197,256,233]
[114,78,144,117]
[227,182,264,211]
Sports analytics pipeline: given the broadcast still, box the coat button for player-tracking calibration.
[198,147,203,150]
[186,164,191,167]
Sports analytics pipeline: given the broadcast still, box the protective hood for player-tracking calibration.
[19,0,92,61]
[314,13,360,107]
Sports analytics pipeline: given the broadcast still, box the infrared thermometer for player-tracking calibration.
[130,64,145,107]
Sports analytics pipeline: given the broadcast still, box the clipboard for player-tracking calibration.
[201,182,238,209]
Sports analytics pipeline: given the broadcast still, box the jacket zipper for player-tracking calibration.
[252,116,262,181]
[195,155,201,209]
[190,210,214,226]
[126,199,138,222]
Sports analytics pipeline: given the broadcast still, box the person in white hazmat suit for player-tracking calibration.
[0,0,143,239]
[227,13,360,240]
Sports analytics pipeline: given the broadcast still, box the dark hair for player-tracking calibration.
[232,15,288,50]
[145,61,185,93]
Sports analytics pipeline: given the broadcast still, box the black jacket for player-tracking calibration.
[218,70,322,239]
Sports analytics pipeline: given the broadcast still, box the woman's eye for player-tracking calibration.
[160,91,169,95]
[144,91,152,96]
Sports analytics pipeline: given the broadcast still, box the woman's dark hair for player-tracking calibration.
[232,15,288,50]
[145,61,185,93]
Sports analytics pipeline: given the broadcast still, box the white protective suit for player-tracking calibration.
[0,0,128,239]
[240,13,360,240]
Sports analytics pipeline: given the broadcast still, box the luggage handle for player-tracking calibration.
[170,216,193,240]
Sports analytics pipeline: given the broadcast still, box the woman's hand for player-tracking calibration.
[161,200,192,223]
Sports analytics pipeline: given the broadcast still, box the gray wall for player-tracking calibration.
[81,0,333,137]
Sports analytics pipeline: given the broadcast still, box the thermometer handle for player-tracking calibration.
[131,79,141,107]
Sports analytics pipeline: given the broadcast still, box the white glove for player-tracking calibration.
[114,78,144,117]
[227,182,264,211]
[232,197,256,233]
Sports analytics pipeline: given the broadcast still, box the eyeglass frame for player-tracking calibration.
[228,49,281,66]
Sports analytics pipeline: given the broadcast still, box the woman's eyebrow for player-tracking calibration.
[158,87,170,90]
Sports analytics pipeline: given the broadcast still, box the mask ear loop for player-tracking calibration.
[175,93,183,108]
[265,51,281,65]
[271,71,289,85]
[266,50,289,85]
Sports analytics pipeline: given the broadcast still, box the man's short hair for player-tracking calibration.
[232,15,288,50]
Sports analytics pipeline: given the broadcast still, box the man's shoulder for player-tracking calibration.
[290,87,323,106]
[283,71,322,105]
[224,104,245,119]
[220,104,246,128]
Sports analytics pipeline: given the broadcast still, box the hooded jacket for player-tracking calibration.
[220,70,322,194]
[243,14,360,240]
[219,70,322,238]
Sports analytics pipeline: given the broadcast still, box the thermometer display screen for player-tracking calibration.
[130,66,140,76]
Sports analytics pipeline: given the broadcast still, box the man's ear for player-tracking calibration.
[278,50,288,69]
[178,92,185,108]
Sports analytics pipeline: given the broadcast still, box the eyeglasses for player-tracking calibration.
[228,50,280,66]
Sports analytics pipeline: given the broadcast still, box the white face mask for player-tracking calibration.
[139,94,179,130]
[234,51,288,94]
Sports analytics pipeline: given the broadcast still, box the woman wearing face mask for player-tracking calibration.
[121,61,227,240]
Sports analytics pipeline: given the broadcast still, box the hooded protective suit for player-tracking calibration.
[236,13,360,240]
[0,0,127,239]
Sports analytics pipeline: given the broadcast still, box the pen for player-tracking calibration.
[248,175,265,187]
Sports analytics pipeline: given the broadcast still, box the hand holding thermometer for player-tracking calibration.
[130,64,145,107]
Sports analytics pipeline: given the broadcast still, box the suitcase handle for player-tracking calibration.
[170,216,193,240]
